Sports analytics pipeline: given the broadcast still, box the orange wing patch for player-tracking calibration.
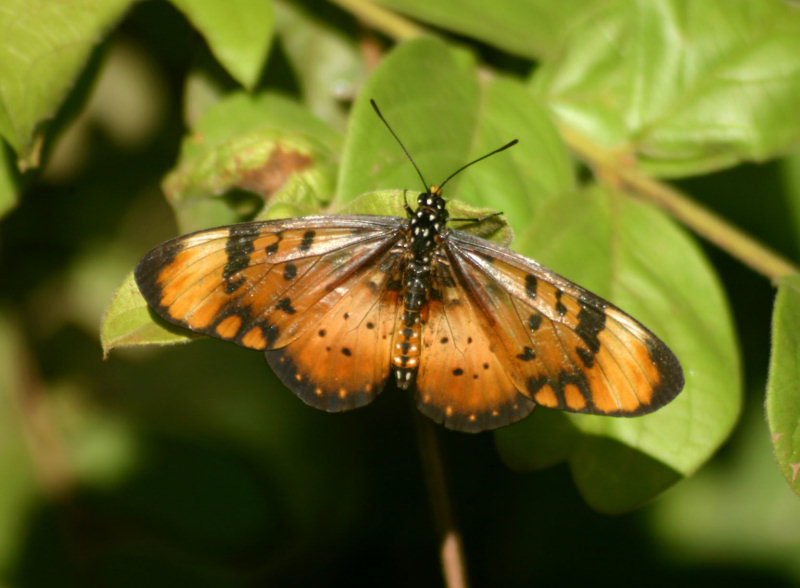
[415,257,535,432]
[266,254,403,411]
[135,218,402,353]
[445,230,683,418]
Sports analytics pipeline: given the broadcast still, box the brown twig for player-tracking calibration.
[560,125,799,282]
[415,414,469,588]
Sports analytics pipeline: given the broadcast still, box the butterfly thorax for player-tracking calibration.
[392,187,449,390]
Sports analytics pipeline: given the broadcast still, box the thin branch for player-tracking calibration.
[329,0,426,40]
[560,125,800,282]
[415,414,469,588]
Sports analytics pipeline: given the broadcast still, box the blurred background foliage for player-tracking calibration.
[2,0,800,586]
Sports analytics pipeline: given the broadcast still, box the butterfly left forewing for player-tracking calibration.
[445,229,684,417]
[135,216,402,350]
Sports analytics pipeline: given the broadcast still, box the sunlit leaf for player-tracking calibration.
[168,0,274,89]
[0,0,131,167]
[767,274,800,498]
[531,0,800,177]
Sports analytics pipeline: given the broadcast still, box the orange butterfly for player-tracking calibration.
[135,100,683,433]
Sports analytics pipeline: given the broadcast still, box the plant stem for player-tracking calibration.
[329,0,426,40]
[415,414,469,588]
[560,125,799,282]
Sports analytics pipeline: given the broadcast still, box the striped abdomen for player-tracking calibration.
[391,261,429,389]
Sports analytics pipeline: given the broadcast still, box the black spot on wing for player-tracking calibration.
[516,346,536,361]
[224,276,246,294]
[283,262,297,280]
[276,297,296,315]
[300,230,316,251]
[525,275,537,299]
[224,224,260,280]
[266,231,282,256]
[554,290,567,316]
[575,300,605,354]
[528,314,542,331]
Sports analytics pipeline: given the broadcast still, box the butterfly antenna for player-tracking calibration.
[438,139,518,191]
[370,99,428,191]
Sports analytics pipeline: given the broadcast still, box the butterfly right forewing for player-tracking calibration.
[444,229,684,417]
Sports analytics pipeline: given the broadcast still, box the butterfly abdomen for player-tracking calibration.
[392,190,448,390]
[392,260,427,389]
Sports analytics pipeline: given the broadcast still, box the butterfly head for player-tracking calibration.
[417,186,447,211]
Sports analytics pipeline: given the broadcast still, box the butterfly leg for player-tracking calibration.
[448,211,503,223]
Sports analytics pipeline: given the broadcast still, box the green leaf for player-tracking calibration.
[0,0,131,166]
[336,38,574,236]
[766,274,800,498]
[371,0,600,60]
[496,184,741,512]
[274,0,366,130]
[162,92,342,232]
[168,0,274,89]
[101,272,195,356]
[531,0,800,177]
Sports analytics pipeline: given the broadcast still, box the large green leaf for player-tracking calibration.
[336,38,574,235]
[0,0,131,167]
[767,274,800,498]
[168,0,274,89]
[531,0,800,177]
[371,0,604,60]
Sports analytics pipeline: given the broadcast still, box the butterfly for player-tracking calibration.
[134,100,684,433]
